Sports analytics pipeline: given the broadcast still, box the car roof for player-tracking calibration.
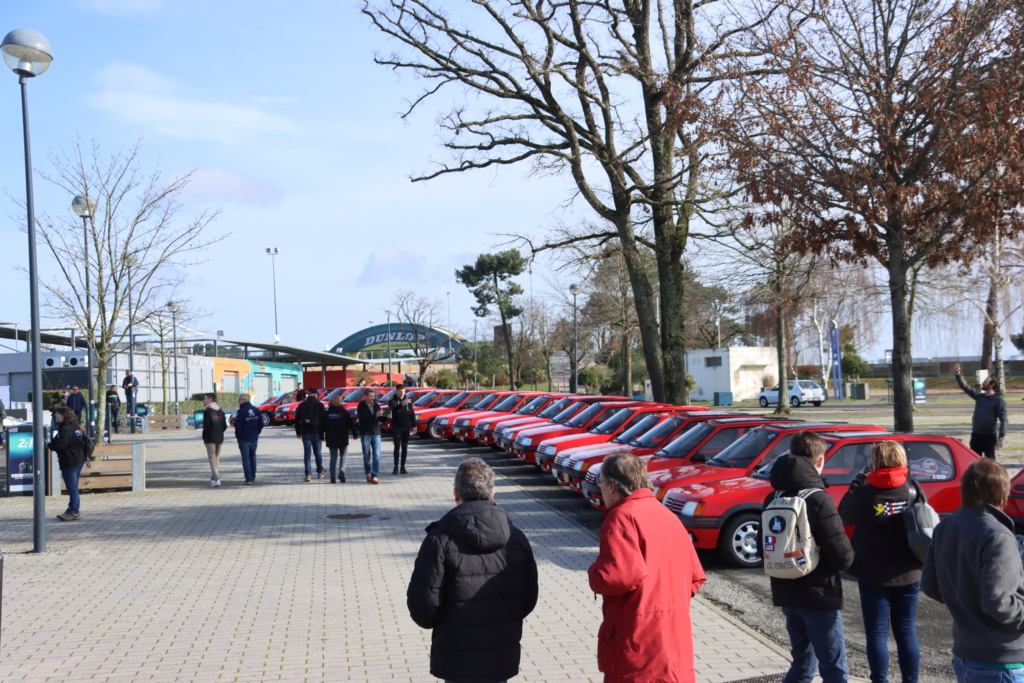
[761,421,885,432]
[705,417,793,426]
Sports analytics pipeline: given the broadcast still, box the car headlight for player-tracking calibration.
[572,459,585,471]
[437,418,449,426]
[680,501,705,517]
[521,437,532,446]
[542,445,556,455]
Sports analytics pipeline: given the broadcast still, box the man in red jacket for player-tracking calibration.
[588,451,707,683]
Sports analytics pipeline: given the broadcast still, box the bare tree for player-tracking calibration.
[34,138,223,430]
[135,302,206,414]
[391,290,458,382]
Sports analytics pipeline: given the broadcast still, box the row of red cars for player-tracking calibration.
[383,388,1000,568]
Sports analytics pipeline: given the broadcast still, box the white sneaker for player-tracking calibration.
[211,480,220,488]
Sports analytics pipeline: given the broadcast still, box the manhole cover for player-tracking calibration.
[724,675,785,683]
[327,513,372,521]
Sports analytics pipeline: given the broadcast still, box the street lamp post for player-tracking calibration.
[126,252,137,433]
[72,194,96,437]
[167,302,180,413]
[385,310,393,382]
[569,283,579,393]
[266,248,279,342]
[3,28,53,553]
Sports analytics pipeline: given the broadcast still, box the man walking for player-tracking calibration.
[122,369,139,425]
[588,452,706,682]
[408,457,538,683]
[234,393,263,485]
[388,384,416,475]
[763,430,854,683]
[357,390,384,484]
[66,386,86,424]
[294,391,326,481]
[954,363,1008,459]
[923,458,1024,682]
[201,393,227,488]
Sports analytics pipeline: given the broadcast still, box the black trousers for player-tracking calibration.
[969,432,998,459]
[393,428,411,467]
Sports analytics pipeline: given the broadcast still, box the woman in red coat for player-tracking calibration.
[588,451,707,683]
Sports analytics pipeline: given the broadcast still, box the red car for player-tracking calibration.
[444,392,552,443]
[416,390,505,438]
[273,387,344,425]
[664,431,978,568]
[258,391,297,426]
[553,411,742,492]
[472,394,578,448]
[533,403,679,473]
[508,396,646,462]
[496,397,602,452]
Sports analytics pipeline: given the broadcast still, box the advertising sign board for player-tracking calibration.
[5,425,34,496]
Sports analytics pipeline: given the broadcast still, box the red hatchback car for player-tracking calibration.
[444,392,551,443]
[664,431,979,568]
[498,397,614,454]
[472,394,577,447]
[414,390,503,438]
[511,400,643,463]
[258,391,297,426]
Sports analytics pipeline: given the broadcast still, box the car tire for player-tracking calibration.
[260,412,271,427]
[812,401,822,407]
[719,513,764,568]
[790,396,801,408]
[427,420,442,439]
[758,397,769,408]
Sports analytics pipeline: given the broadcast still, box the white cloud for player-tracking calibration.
[80,0,164,15]
[357,245,425,286]
[178,168,282,206]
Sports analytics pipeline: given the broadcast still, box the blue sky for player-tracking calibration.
[0,0,579,351]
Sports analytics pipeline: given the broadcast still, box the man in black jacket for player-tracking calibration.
[762,430,854,683]
[388,384,416,475]
[357,390,384,484]
[294,392,327,482]
[201,393,227,488]
[408,457,538,683]
[954,362,1008,458]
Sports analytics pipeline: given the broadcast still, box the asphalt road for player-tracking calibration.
[454,439,959,683]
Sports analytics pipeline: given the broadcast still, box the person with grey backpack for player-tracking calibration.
[761,430,854,683]
[839,441,923,683]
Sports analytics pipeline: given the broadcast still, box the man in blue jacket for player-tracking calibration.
[234,393,264,485]
[66,386,87,423]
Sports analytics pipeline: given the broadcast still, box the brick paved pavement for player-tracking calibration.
[0,428,863,682]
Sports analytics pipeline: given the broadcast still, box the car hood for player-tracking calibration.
[668,475,772,503]
[540,432,611,448]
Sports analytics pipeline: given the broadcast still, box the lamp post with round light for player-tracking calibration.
[3,28,52,552]
[569,283,579,393]
[266,248,279,342]
[167,302,181,413]
[72,194,96,437]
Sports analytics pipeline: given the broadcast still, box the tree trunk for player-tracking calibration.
[775,300,791,415]
[614,214,664,401]
[622,330,632,397]
[982,276,997,372]
[994,324,1005,397]
[94,357,107,441]
[658,255,689,405]
[887,257,915,433]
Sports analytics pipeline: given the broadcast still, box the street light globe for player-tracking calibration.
[71,194,96,218]
[166,302,180,314]
[1,29,52,77]
[569,283,580,296]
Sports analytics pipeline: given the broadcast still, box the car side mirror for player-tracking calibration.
[691,452,707,463]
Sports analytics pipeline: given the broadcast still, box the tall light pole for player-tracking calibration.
[72,194,96,437]
[385,309,393,382]
[266,248,279,342]
[126,252,137,433]
[4,28,52,553]
[569,283,579,393]
[167,302,180,412]
[713,298,722,350]
[446,290,451,357]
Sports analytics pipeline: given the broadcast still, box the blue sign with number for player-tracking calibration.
[6,426,34,496]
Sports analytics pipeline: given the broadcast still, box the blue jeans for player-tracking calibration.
[61,462,84,514]
[859,580,920,683]
[302,434,323,476]
[238,440,258,482]
[954,658,1024,682]
[361,434,381,477]
[781,606,848,683]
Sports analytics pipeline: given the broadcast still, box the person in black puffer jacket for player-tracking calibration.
[295,392,327,482]
[763,431,854,683]
[408,457,538,683]
[201,393,227,488]
[325,395,357,483]
[388,384,416,475]
[839,440,922,683]
[49,407,87,521]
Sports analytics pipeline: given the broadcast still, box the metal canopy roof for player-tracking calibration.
[208,339,367,366]
[0,325,88,349]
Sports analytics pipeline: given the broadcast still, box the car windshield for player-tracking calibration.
[412,391,438,407]
[653,422,715,456]
[461,392,493,409]
[539,397,575,419]
[632,416,687,448]
[473,393,502,411]
[339,389,361,402]
[612,414,663,443]
[707,428,780,468]
[567,403,605,428]
[552,401,586,423]
[377,389,396,403]
[516,395,549,415]
[798,381,820,389]
[444,391,470,408]
[426,392,455,407]
[492,394,523,412]
[591,408,636,435]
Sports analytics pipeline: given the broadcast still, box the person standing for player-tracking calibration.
[388,384,416,475]
[763,430,855,683]
[201,393,227,488]
[105,385,121,434]
[954,363,1008,459]
[839,441,922,683]
[923,458,1024,682]
[588,451,706,682]
[357,390,384,484]
[408,457,538,683]
[48,407,86,521]
[122,369,139,422]
[295,391,327,482]
[295,383,306,402]
[234,393,263,485]
[325,395,357,483]
[66,386,86,423]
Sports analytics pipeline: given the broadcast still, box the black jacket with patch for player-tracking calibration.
[838,471,922,586]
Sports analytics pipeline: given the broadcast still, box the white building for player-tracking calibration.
[686,347,776,402]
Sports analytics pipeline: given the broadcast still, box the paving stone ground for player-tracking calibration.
[0,428,861,682]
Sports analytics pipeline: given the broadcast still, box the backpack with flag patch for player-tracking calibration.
[762,488,822,578]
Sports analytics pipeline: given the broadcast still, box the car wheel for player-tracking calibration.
[790,396,800,408]
[758,397,769,408]
[812,401,822,407]
[428,420,442,439]
[719,513,764,568]
[260,412,271,427]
